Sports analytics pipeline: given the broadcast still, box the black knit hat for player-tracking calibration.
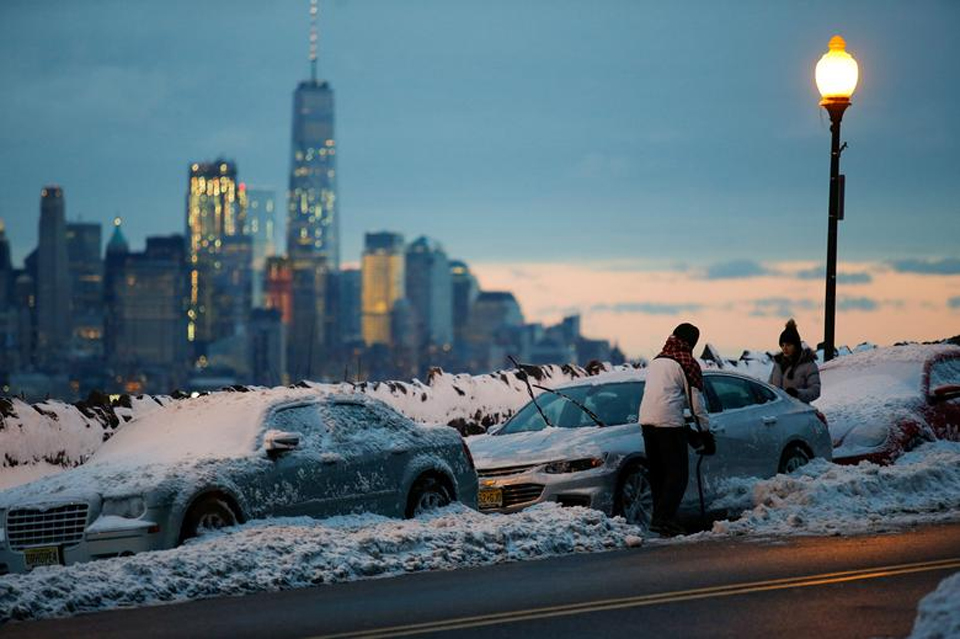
[672,323,700,350]
[779,319,802,349]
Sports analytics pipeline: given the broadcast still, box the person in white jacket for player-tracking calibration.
[638,323,710,537]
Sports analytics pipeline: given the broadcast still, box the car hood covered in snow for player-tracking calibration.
[467,423,640,470]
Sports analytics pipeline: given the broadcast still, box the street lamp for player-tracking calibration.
[815,35,858,361]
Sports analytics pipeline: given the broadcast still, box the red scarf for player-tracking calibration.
[656,335,704,391]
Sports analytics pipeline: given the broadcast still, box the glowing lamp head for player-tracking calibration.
[816,35,859,104]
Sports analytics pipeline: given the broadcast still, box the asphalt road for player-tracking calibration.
[5,522,960,639]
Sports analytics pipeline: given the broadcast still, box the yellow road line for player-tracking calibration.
[309,557,960,639]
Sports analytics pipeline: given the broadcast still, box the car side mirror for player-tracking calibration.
[930,384,960,403]
[264,429,301,458]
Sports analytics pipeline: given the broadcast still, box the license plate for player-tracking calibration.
[24,545,62,570]
[478,488,503,509]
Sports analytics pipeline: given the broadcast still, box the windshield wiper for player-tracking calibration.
[508,356,554,429]
[531,384,607,428]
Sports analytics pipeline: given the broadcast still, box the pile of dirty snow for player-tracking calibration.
[0,503,640,623]
[909,571,960,639]
[709,441,960,537]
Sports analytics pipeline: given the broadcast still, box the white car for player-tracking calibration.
[467,369,832,528]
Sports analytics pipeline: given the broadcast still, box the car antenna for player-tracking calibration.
[508,355,554,429]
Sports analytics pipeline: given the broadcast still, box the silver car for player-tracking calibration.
[467,369,831,528]
[0,390,478,574]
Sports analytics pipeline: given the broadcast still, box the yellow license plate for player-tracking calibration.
[24,545,62,569]
[478,488,503,509]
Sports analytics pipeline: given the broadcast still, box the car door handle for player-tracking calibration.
[762,416,777,426]
[389,448,407,456]
[710,425,725,434]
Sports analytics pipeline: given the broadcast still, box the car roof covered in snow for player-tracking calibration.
[90,386,359,466]
[552,366,761,389]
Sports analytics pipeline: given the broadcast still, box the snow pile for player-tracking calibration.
[0,503,637,623]
[909,571,960,639]
[709,441,960,537]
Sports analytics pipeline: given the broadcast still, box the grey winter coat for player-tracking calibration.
[769,347,821,403]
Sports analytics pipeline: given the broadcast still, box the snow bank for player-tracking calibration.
[909,571,960,639]
[708,441,960,537]
[0,503,638,623]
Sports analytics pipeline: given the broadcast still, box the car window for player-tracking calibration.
[930,358,960,389]
[269,404,327,447]
[706,376,759,411]
[751,381,779,404]
[497,382,644,434]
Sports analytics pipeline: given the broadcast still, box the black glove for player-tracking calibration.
[687,427,716,456]
[785,387,799,398]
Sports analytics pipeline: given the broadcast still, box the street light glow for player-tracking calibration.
[816,35,859,103]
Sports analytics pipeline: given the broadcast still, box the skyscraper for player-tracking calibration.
[362,232,405,346]
[405,237,453,349]
[285,0,338,379]
[36,186,71,368]
[66,221,103,359]
[185,160,250,355]
[450,259,479,350]
[246,187,277,308]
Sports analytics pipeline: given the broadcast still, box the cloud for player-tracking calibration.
[837,297,880,312]
[888,258,960,275]
[794,265,872,284]
[750,298,818,318]
[949,297,960,310]
[590,302,704,315]
[704,260,776,280]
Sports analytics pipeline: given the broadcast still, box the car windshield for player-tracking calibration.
[496,382,644,435]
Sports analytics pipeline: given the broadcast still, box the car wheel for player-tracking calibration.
[778,445,811,474]
[180,495,238,543]
[614,463,654,529]
[406,475,452,518]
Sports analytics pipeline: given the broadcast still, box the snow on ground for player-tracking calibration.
[2,440,958,624]
[909,570,960,639]
[0,503,639,623]
[708,441,960,537]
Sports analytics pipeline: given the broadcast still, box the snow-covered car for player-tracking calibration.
[0,389,478,574]
[816,344,960,465]
[467,369,832,528]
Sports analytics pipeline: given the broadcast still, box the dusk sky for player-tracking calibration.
[1,0,958,357]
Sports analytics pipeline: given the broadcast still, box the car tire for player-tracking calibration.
[614,463,654,530]
[405,475,452,518]
[179,495,239,543]
[778,444,811,474]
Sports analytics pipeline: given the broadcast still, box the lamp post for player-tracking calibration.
[815,35,858,361]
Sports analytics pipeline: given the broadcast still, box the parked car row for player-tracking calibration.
[1,344,957,574]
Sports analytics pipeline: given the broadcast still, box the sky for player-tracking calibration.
[1,0,958,358]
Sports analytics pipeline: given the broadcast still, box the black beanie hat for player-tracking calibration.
[673,323,700,350]
[779,319,802,348]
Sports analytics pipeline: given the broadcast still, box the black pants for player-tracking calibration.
[641,425,689,525]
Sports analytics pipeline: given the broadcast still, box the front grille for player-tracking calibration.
[7,503,89,550]
[502,483,545,507]
[477,463,539,478]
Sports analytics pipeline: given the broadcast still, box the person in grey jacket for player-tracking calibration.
[769,319,821,403]
[638,323,710,537]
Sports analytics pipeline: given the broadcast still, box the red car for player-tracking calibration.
[816,344,960,465]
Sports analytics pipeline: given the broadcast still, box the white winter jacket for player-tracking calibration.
[638,357,710,429]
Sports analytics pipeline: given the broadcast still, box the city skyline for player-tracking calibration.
[2,0,958,358]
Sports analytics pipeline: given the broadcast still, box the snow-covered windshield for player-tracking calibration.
[497,382,644,435]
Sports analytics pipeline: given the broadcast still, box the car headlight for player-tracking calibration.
[843,423,890,450]
[101,496,147,519]
[542,457,605,474]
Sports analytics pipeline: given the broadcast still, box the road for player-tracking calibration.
[5,522,959,638]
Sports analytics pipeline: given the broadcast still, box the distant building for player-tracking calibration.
[185,160,250,356]
[249,308,286,387]
[246,187,277,308]
[0,222,18,378]
[449,259,479,355]
[465,291,525,372]
[105,234,189,393]
[36,186,72,368]
[338,267,362,346]
[264,257,293,325]
[362,232,405,346]
[405,237,452,349]
[65,221,103,359]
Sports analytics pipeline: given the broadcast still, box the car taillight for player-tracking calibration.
[815,410,828,428]
[461,440,476,470]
